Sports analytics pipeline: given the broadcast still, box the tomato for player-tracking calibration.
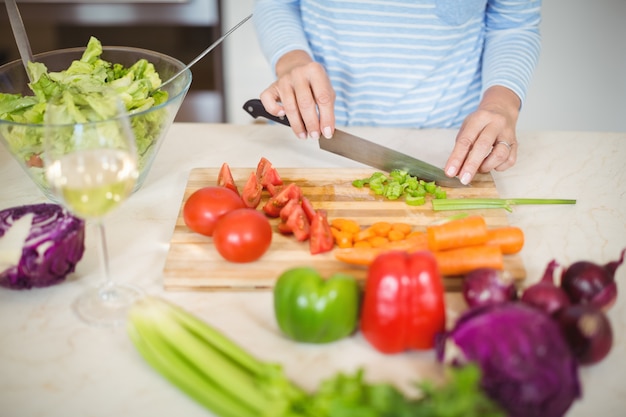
[217,162,239,195]
[183,187,245,236]
[262,183,302,217]
[285,204,310,241]
[309,209,334,254]
[256,157,283,195]
[213,208,273,262]
[300,196,316,223]
[241,171,263,208]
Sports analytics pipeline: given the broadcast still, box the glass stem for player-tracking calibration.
[96,221,114,296]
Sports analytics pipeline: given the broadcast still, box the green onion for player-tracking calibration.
[432,198,576,212]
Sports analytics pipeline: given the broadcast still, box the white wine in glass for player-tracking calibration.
[44,89,142,327]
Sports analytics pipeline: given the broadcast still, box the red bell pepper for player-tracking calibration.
[360,250,446,353]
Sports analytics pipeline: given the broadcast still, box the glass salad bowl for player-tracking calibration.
[0,43,192,201]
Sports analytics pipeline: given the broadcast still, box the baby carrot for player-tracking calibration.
[433,245,504,276]
[486,226,525,254]
[426,215,488,251]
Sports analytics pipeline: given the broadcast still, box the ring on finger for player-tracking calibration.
[496,140,513,151]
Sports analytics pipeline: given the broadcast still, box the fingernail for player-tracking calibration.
[446,166,456,177]
[310,131,320,140]
[322,126,333,139]
[277,109,285,117]
[298,132,307,140]
[460,172,472,185]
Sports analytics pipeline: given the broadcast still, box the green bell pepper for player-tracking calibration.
[273,267,359,344]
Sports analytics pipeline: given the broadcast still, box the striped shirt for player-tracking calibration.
[253,0,541,128]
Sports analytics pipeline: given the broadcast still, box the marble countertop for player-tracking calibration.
[0,123,624,416]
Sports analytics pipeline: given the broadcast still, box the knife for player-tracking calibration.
[243,99,466,188]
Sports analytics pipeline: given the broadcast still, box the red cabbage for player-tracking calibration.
[0,203,85,289]
[436,302,581,417]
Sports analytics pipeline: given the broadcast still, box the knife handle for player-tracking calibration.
[243,99,291,127]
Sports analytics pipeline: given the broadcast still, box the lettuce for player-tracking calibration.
[0,36,168,171]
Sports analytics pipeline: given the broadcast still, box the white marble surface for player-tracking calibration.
[0,123,625,417]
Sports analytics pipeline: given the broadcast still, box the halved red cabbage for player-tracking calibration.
[436,302,581,417]
[0,203,85,289]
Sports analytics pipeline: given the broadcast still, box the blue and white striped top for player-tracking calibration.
[254,0,541,128]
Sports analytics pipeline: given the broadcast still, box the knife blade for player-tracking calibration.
[243,99,466,188]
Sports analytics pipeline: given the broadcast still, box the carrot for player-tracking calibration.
[387,229,406,241]
[390,222,412,236]
[334,233,429,266]
[334,247,385,266]
[433,245,504,276]
[486,226,525,254]
[331,227,354,248]
[331,218,361,234]
[368,235,389,248]
[370,221,392,236]
[353,240,372,249]
[426,215,488,251]
[354,227,377,242]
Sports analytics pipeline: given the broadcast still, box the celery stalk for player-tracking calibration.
[127,297,308,417]
[431,198,576,212]
[128,314,257,417]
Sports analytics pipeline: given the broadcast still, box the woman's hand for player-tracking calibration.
[444,86,521,185]
[259,50,336,140]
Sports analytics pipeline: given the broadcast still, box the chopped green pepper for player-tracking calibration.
[273,267,359,344]
[352,169,448,206]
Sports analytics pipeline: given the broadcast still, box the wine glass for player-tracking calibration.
[43,88,142,327]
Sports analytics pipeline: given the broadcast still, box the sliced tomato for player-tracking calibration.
[262,183,302,217]
[256,157,283,191]
[265,183,281,197]
[217,162,239,195]
[241,171,263,208]
[279,198,301,222]
[309,209,334,255]
[285,204,310,242]
[277,221,293,235]
[300,196,316,223]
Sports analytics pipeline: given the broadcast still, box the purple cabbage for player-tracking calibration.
[0,203,85,289]
[436,302,581,417]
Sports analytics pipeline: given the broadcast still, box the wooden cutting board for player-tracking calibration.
[163,168,526,292]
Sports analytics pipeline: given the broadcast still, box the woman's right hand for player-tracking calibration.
[259,50,336,140]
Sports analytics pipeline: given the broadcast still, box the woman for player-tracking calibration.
[254,0,542,185]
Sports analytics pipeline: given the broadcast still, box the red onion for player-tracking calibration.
[462,268,517,308]
[556,304,613,365]
[521,260,571,315]
[561,248,625,311]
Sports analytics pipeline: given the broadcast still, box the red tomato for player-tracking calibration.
[309,209,334,254]
[241,171,263,208]
[213,208,273,262]
[256,157,283,195]
[217,162,239,195]
[183,187,245,236]
[262,183,302,217]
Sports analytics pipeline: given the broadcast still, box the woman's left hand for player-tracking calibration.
[444,86,521,185]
